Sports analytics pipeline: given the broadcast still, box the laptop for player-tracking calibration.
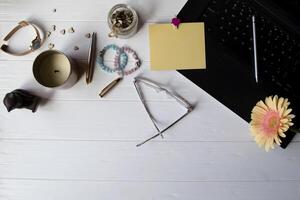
[177,0,300,148]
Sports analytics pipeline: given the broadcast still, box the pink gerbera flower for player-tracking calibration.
[250,95,295,151]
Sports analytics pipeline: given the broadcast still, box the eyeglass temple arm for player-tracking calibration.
[136,110,190,147]
[133,79,164,139]
[134,77,193,111]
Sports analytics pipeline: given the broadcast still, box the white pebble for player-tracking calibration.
[85,33,91,38]
[60,29,66,35]
[68,27,75,33]
[48,43,55,49]
[51,25,56,31]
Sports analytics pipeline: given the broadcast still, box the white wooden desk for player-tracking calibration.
[1,0,300,199]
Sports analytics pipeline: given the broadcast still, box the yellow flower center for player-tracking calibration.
[269,116,279,129]
[262,110,280,136]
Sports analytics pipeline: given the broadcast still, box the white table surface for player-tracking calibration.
[1,0,300,199]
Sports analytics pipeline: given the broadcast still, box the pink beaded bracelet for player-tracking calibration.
[114,46,141,76]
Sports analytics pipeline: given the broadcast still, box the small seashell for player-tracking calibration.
[74,46,79,51]
[60,29,66,35]
[46,31,51,38]
[51,25,56,31]
[48,43,55,49]
[85,33,91,38]
[68,27,75,33]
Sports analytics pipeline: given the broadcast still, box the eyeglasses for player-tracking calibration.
[133,77,193,147]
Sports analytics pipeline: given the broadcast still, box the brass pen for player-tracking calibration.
[86,32,97,84]
[99,77,122,97]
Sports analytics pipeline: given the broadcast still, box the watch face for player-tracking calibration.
[30,37,41,50]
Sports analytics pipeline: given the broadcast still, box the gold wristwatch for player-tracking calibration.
[1,20,43,56]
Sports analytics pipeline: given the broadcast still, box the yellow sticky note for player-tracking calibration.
[149,23,206,70]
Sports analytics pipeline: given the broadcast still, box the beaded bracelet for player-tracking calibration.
[97,44,141,76]
[116,46,141,76]
[96,44,128,73]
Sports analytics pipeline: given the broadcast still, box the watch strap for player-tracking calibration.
[1,20,42,56]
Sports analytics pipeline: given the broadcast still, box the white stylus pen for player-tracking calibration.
[252,15,258,83]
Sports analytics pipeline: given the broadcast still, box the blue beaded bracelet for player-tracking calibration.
[96,44,128,73]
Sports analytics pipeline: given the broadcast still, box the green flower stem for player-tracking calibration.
[290,127,300,134]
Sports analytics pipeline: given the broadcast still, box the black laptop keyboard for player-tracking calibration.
[202,0,300,98]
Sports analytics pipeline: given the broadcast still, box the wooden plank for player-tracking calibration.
[0,96,252,141]
[0,0,187,22]
[0,81,298,142]
[1,140,300,181]
[1,179,300,200]
[0,21,151,61]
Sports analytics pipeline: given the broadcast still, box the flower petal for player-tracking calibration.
[274,136,282,145]
[283,108,292,117]
[257,100,268,111]
[265,96,276,110]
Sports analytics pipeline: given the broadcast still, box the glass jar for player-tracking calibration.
[107,4,138,39]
